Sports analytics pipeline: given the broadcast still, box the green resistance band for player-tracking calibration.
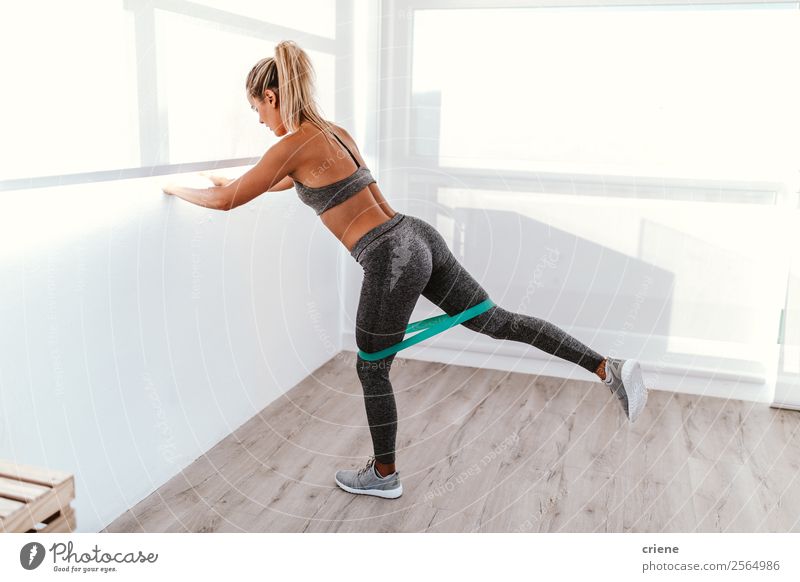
[357,298,496,362]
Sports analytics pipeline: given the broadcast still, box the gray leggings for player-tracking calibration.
[351,212,605,465]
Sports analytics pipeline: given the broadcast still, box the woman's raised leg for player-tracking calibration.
[417,220,606,375]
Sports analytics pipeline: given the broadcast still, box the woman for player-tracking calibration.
[163,40,648,500]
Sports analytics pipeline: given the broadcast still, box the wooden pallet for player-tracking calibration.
[0,460,76,533]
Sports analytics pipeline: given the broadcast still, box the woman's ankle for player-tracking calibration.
[595,358,607,381]
[375,461,395,477]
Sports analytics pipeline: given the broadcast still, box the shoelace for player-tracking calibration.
[357,455,377,477]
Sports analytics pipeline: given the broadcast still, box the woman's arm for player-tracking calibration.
[165,140,294,211]
[267,175,295,191]
[199,172,293,191]
[162,174,295,210]
[162,183,224,209]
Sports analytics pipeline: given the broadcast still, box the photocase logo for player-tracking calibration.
[19,542,46,570]
[16,541,158,575]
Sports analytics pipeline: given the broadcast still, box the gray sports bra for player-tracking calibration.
[292,131,376,215]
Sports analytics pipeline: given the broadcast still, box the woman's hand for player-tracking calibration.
[161,179,221,209]
[198,171,232,187]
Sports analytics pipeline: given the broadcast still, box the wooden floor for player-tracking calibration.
[103,352,800,533]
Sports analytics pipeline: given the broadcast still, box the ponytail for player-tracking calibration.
[245,40,335,136]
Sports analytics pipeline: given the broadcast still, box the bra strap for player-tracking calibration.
[330,131,360,168]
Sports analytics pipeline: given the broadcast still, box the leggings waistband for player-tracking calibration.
[350,212,406,263]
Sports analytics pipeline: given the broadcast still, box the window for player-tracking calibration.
[396,1,800,385]
[154,9,335,164]
[411,4,799,182]
[0,1,139,180]
[0,0,341,187]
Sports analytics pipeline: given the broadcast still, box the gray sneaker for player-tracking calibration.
[334,456,403,499]
[603,357,648,423]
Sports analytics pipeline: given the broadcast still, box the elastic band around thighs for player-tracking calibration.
[357,298,496,362]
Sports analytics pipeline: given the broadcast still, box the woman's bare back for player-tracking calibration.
[287,121,396,252]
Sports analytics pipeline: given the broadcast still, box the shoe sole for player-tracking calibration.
[334,476,403,499]
[621,359,648,423]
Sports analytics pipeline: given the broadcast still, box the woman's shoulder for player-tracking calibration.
[328,122,351,140]
[284,121,358,180]
[285,120,344,147]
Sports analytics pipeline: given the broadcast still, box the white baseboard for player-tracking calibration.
[771,401,800,412]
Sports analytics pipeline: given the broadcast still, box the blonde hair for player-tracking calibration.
[245,40,335,136]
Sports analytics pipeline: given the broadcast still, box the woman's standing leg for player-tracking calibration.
[354,227,433,475]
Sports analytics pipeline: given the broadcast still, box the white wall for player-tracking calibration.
[0,170,344,532]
